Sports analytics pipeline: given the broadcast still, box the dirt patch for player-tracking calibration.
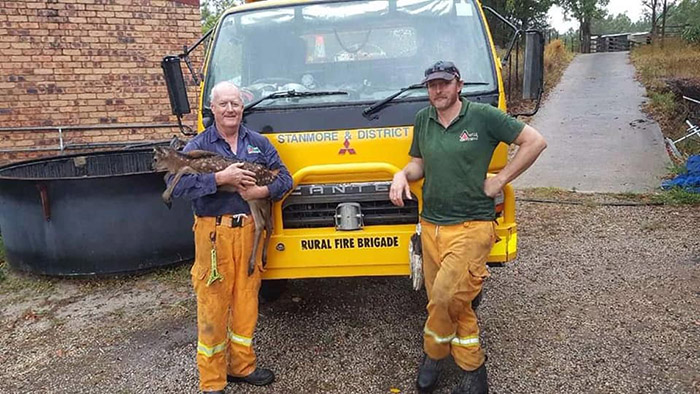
[0,265,194,392]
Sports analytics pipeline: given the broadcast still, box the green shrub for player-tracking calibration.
[682,25,700,44]
[652,187,700,205]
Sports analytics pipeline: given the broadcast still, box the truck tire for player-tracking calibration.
[259,279,288,303]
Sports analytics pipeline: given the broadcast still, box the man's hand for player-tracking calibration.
[215,162,256,189]
[389,171,412,207]
[483,175,506,198]
[237,185,269,201]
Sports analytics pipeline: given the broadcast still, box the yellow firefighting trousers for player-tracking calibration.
[191,215,263,392]
[421,220,496,372]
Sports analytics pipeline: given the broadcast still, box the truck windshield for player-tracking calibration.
[203,0,496,110]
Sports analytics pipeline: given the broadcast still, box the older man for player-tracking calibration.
[170,81,292,393]
[390,61,547,394]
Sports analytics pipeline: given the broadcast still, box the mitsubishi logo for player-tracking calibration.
[338,131,356,155]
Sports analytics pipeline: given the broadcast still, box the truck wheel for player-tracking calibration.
[259,279,288,303]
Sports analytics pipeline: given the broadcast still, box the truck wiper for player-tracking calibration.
[244,90,348,112]
[362,82,491,119]
[362,84,425,119]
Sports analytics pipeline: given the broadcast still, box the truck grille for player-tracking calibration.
[282,182,419,229]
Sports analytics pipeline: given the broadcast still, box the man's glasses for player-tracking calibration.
[424,62,460,77]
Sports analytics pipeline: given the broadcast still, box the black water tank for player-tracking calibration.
[0,149,194,276]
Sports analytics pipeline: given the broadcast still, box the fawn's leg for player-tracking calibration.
[162,166,197,208]
[260,200,272,267]
[247,199,266,276]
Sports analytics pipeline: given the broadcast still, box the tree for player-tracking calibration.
[509,0,556,30]
[591,13,651,35]
[643,0,660,37]
[643,0,683,41]
[666,0,700,27]
[201,0,242,33]
[558,0,610,53]
[482,0,555,48]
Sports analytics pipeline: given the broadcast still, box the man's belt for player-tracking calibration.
[215,214,248,228]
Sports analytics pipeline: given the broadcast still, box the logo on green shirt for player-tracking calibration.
[459,130,478,142]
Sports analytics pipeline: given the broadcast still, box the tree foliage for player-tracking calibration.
[591,13,651,35]
[201,0,242,33]
[558,0,609,21]
[672,0,700,43]
[558,0,610,52]
[664,0,700,28]
[640,0,700,42]
[481,0,555,48]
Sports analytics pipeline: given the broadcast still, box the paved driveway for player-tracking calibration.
[515,52,670,192]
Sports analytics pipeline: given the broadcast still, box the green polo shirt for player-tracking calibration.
[409,98,524,224]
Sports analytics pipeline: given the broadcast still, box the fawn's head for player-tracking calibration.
[152,146,181,172]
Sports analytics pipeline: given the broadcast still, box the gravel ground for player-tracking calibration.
[1,198,698,394]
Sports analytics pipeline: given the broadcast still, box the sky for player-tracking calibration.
[548,0,646,33]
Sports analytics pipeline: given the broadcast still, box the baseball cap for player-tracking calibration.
[422,60,461,84]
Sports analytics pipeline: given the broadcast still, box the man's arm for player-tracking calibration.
[169,139,256,200]
[484,124,546,198]
[239,138,293,201]
[389,157,424,207]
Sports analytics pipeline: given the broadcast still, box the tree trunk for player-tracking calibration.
[661,0,667,46]
[650,0,658,39]
[581,19,592,53]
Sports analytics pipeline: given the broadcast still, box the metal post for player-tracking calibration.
[515,39,520,94]
[523,31,544,100]
[58,128,64,153]
[507,55,512,102]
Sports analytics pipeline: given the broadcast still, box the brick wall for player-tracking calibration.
[0,0,202,164]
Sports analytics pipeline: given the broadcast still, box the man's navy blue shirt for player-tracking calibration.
[170,124,293,217]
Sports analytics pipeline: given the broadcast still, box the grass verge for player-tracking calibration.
[0,263,56,297]
[519,187,700,206]
[630,38,700,159]
[543,39,575,95]
[651,187,700,205]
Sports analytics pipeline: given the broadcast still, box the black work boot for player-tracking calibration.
[451,363,488,394]
[416,354,442,393]
[227,367,275,386]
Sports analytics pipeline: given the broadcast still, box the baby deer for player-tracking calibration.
[153,146,278,276]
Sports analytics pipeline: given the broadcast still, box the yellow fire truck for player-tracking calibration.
[162,0,543,282]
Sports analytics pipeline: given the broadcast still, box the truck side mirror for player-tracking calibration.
[523,30,544,100]
[161,55,191,116]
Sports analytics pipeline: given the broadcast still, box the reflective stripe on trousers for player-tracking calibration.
[423,327,481,348]
[229,329,253,347]
[197,339,227,357]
